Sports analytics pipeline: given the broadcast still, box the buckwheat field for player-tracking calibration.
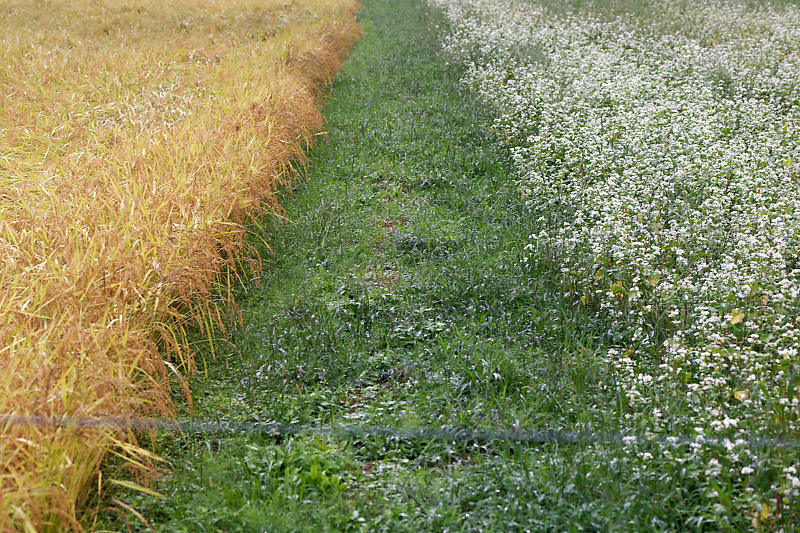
[431,0,800,527]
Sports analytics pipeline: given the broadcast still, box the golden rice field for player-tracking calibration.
[0,0,361,529]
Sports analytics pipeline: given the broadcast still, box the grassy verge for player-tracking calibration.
[103,0,798,530]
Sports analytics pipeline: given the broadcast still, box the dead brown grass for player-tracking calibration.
[0,0,361,530]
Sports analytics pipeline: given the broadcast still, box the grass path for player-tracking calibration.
[100,0,786,530]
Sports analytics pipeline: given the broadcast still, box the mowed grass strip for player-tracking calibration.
[101,0,614,529]
[0,0,361,529]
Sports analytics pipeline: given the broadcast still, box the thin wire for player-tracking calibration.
[1,414,798,449]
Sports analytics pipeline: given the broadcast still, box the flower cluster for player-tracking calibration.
[431,0,800,518]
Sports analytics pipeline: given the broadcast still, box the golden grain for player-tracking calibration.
[0,0,361,529]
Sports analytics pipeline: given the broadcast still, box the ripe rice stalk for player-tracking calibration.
[0,0,362,529]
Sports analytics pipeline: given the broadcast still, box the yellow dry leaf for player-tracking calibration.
[733,390,749,401]
[611,280,626,295]
[108,478,165,499]
[761,503,770,520]
[730,309,745,325]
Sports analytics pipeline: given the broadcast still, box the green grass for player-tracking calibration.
[97,0,798,530]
